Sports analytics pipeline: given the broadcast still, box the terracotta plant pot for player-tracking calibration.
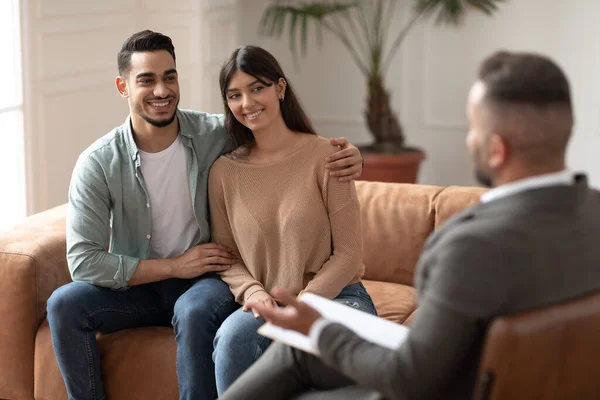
[359,151,426,183]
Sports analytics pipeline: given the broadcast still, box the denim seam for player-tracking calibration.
[84,331,98,400]
[253,333,271,361]
[82,306,163,329]
[213,296,237,315]
[81,306,163,399]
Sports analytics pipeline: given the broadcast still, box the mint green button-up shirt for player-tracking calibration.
[66,109,232,289]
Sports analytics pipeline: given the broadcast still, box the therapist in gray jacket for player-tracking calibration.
[220,51,600,400]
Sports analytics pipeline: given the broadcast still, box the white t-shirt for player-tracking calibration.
[139,136,198,259]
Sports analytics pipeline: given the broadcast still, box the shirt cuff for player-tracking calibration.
[309,317,333,351]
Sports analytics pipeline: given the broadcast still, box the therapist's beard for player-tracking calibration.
[475,168,494,188]
[472,145,495,188]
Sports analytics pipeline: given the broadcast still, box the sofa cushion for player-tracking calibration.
[355,181,443,286]
[434,186,486,228]
[403,310,417,327]
[34,320,67,400]
[363,279,417,325]
[35,321,179,400]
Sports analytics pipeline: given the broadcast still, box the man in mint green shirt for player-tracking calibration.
[46,30,364,400]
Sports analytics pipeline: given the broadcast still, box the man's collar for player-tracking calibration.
[123,115,139,162]
[481,170,575,203]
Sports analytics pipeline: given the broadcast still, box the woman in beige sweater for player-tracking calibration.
[208,45,377,394]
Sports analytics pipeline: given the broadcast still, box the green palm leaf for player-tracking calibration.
[259,1,360,56]
[258,0,505,147]
[414,0,505,24]
[260,0,504,75]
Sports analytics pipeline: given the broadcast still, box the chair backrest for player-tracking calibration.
[473,291,600,400]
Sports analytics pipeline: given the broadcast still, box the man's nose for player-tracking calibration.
[154,82,169,98]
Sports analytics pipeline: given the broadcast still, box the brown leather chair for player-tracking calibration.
[473,291,600,400]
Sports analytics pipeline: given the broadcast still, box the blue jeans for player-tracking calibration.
[213,282,377,395]
[46,274,238,400]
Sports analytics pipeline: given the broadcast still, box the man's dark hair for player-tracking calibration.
[478,51,572,107]
[477,51,573,164]
[117,30,176,76]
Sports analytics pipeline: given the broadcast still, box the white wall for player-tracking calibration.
[21,0,239,214]
[21,0,600,214]
[235,0,600,188]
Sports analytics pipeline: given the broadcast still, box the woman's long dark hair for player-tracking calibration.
[219,46,316,148]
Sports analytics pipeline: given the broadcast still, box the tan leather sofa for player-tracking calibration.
[0,181,486,400]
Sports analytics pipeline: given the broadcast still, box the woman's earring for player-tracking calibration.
[279,95,284,102]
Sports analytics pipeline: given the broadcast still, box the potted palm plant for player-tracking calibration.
[260,0,504,183]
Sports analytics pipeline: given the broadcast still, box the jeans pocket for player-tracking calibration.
[334,283,377,315]
[354,283,377,315]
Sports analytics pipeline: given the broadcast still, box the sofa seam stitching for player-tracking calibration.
[0,249,36,260]
[431,188,445,229]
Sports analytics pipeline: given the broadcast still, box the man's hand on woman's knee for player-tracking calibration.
[171,243,237,279]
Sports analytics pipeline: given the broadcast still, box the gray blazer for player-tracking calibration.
[318,174,600,400]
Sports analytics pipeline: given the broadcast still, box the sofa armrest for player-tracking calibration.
[0,204,70,400]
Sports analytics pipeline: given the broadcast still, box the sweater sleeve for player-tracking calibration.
[208,160,267,304]
[301,172,364,299]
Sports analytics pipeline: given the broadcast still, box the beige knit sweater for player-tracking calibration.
[208,135,364,304]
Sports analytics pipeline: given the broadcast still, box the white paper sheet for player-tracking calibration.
[258,292,410,356]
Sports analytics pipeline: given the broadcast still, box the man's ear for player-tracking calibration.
[487,133,508,169]
[116,76,129,98]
